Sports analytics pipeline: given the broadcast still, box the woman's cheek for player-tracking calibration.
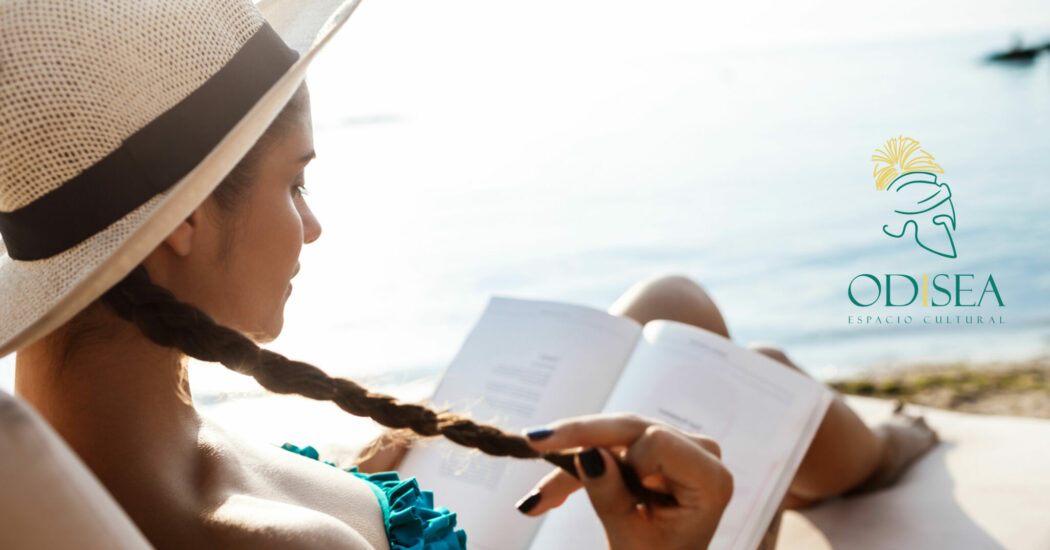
[284,202,306,261]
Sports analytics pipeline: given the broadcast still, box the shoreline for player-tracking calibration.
[829,355,1050,419]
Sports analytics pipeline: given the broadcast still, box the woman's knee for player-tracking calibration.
[608,274,730,339]
[748,343,802,373]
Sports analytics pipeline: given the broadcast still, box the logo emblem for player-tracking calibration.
[872,137,957,258]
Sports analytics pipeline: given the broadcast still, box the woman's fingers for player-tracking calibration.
[519,413,734,550]
[522,414,732,512]
[524,412,651,451]
[524,413,722,458]
[574,447,638,522]
[515,467,582,516]
[625,424,734,509]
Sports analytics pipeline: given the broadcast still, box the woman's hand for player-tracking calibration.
[516,413,733,550]
[353,429,414,473]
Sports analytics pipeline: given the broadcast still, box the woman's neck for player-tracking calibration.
[14,316,204,491]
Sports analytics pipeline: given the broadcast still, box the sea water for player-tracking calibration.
[2,1,1049,449]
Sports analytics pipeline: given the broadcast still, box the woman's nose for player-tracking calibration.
[301,204,322,244]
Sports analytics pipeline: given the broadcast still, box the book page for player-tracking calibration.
[529,320,832,550]
[396,297,643,550]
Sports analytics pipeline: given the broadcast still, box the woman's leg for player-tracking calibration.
[745,345,937,505]
[608,274,732,341]
[607,274,936,506]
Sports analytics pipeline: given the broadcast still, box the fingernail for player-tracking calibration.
[516,490,542,514]
[579,447,605,478]
[524,427,554,441]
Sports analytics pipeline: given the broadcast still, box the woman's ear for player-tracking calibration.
[163,205,207,257]
[141,203,211,292]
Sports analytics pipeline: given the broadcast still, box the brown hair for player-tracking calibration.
[100,270,671,503]
[100,265,579,472]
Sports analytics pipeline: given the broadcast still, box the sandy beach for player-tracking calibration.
[831,355,1050,419]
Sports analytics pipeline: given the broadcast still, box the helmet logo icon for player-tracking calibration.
[872,137,957,259]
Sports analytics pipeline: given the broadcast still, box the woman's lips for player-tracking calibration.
[286,264,300,296]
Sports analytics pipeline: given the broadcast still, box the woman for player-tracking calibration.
[0,1,936,549]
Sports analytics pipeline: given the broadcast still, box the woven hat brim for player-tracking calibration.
[0,0,363,358]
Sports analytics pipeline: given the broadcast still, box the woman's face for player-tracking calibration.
[176,96,322,342]
[220,105,321,341]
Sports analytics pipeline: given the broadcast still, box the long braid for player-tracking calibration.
[103,266,673,506]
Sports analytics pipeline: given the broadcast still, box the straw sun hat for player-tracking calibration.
[0,0,363,357]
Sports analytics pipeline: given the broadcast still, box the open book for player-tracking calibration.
[397,297,832,550]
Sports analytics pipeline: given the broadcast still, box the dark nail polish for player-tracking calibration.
[516,491,542,514]
[524,427,554,441]
[579,447,605,478]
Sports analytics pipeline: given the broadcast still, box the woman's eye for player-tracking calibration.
[291,174,308,198]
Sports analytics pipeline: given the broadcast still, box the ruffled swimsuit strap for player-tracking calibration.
[279,443,468,550]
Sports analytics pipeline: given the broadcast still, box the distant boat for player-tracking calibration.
[986,38,1050,62]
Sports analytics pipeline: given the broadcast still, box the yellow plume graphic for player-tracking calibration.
[871,136,944,190]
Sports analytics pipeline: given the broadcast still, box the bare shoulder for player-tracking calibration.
[192,418,389,550]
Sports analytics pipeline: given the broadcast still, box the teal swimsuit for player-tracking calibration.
[279,442,468,550]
